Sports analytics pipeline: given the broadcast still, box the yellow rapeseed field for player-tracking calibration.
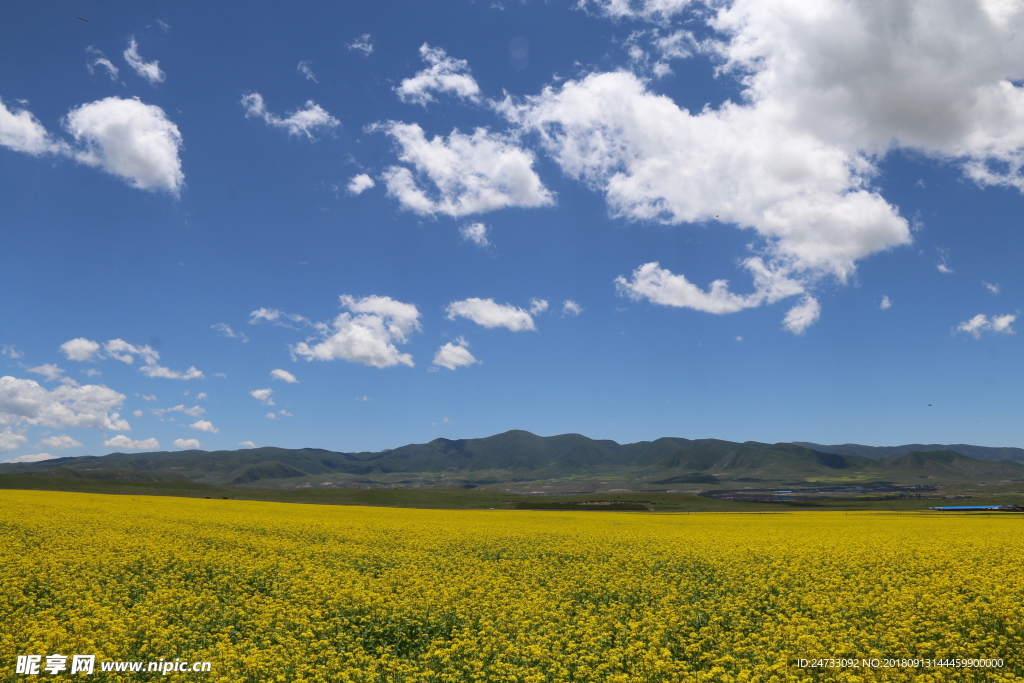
[1,490,1022,682]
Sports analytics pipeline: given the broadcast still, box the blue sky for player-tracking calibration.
[2,0,1022,461]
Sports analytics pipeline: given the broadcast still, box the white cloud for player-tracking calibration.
[104,339,158,365]
[503,71,910,287]
[37,435,82,450]
[378,122,554,217]
[173,438,201,449]
[580,0,693,21]
[196,392,207,400]
[396,44,481,106]
[445,298,536,331]
[5,454,56,464]
[782,296,822,335]
[61,338,102,362]
[64,97,184,194]
[0,97,65,156]
[460,222,491,247]
[123,38,165,84]
[355,395,371,402]
[880,295,892,310]
[292,295,422,368]
[241,93,340,140]
[297,60,318,83]
[139,394,157,402]
[103,435,159,451]
[348,34,374,55]
[133,410,144,418]
[189,420,218,433]
[82,338,204,380]
[982,281,1001,294]
[616,259,804,314]
[212,323,249,342]
[152,404,205,419]
[0,376,130,431]
[238,440,257,448]
[0,429,28,453]
[530,298,549,315]
[2,345,24,359]
[937,263,954,274]
[86,47,119,81]
[278,410,293,417]
[433,337,480,370]
[250,388,275,405]
[348,173,375,194]
[265,412,278,420]
[562,300,584,316]
[82,369,101,378]
[956,313,1017,338]
[25,364,67,382]
[270,369,298,383]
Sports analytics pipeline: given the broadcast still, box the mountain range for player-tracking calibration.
[3,431,1023,491]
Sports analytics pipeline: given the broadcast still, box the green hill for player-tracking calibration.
[2,431,1023,491]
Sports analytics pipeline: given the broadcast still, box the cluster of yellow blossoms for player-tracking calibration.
[1,490,1022,682]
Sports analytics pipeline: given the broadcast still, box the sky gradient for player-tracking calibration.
[2,0,1022,462]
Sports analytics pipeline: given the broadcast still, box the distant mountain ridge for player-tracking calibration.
[2,431,1022,490]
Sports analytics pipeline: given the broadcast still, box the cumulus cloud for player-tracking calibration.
[123,38,165,84]
[378,122,554,217]
[460,222,491,247]
[497,0,1024,328]
[60,338,102,362]
[86,47,120,81]
[189,419,218,433]
[562,300,584,316]
[0,97,66,156]
[297,60,318,83]
[0,376,130,431]
[396,44,481,106]
[250,388,275,405]
[36,435,83,450]
[782,296,822,335]
[173,438,201,449]
[212,323,249,342]
[529,298,549,315]
[278,410,293,417]
[880,295,892,310]
[348,173,375,194]
[103,435,159,451]
[445,298,537,331]
[292,295,422,368]
[270,369,298,383]
[238,440,257,448]
[241,92,340,140]
[956,313,1017,338]
[5,454,55,464]
[0,429,28,453]
[348,34,374,55]
[433,337,480,370]
[64,97,184,194]
[265,412,278,420]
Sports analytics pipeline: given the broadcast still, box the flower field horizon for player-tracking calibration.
[2,490,1022,682]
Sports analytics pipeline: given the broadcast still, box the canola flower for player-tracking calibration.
[1,490,1023,682]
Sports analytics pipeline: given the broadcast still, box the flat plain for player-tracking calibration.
[2,490,1023,682]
